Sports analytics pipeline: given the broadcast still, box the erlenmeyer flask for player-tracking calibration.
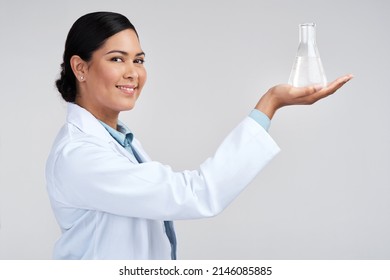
[288,23,327,87]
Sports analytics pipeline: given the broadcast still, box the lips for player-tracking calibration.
[116,85,137,94]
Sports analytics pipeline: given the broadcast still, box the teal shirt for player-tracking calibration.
[249,109,271,131]
[99,120,141,161]
[99,120,134,146]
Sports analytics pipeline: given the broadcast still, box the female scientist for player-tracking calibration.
[46,11,353,259]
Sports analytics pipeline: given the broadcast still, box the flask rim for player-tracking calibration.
[300,22,316,27]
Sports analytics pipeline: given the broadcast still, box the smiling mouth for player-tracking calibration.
[116,85,136,94]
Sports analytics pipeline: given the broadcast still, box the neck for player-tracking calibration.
[97,116,118,130]
[75,98,119,130]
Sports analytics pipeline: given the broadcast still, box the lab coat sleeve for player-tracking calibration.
[49,117,280,220]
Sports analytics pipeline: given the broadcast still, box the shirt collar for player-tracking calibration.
[99,120,134,148]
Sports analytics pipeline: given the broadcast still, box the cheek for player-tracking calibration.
[93,65,121,86]
[139,68,147,88]
[102,69,121,86]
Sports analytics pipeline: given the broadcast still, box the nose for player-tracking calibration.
[124,62,139,80]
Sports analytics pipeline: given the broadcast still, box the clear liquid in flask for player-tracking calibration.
[288,56,327,87]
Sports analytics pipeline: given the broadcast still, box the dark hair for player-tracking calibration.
[56,12,138,102]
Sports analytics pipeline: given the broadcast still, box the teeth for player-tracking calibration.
[117,86,135,92]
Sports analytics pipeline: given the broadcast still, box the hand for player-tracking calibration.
[255,74,354,119]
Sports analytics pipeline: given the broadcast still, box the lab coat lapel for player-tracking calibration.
[66,103,139,164]
[110,141,140,164]
[131,138,151,163]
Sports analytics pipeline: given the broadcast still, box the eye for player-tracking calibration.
[134,58,145,65]
[111,57,124,62]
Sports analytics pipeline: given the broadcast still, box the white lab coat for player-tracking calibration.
[45,103,280,259]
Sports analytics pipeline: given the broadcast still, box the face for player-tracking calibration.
[75,29,147,121]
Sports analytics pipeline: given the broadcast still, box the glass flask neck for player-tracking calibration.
[297,23,318,57]
[299,23,316,43]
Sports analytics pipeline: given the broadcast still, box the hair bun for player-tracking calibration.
[55,63,76,102]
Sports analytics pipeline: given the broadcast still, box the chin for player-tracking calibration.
[121,103,136,111]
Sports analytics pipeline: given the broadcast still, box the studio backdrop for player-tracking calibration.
[0,0,389,259]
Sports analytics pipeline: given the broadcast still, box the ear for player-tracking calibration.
[70,55,88,82]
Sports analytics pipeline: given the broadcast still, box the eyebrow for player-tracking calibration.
[105,50,146,57]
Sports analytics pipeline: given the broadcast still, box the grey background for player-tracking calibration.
[0,0,389,259]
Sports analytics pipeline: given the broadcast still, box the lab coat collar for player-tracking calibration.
[66,103,140,164]
[66,103,114,143]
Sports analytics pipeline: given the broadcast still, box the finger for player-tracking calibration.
[301,74,353,104]
[314,74,353,98]
[326,74,354,91]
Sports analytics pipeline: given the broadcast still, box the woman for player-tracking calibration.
[46,11,353,260]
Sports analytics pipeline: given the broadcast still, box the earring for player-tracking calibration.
[80,76,84,81]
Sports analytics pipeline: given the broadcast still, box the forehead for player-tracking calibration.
[98,29,142,54]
